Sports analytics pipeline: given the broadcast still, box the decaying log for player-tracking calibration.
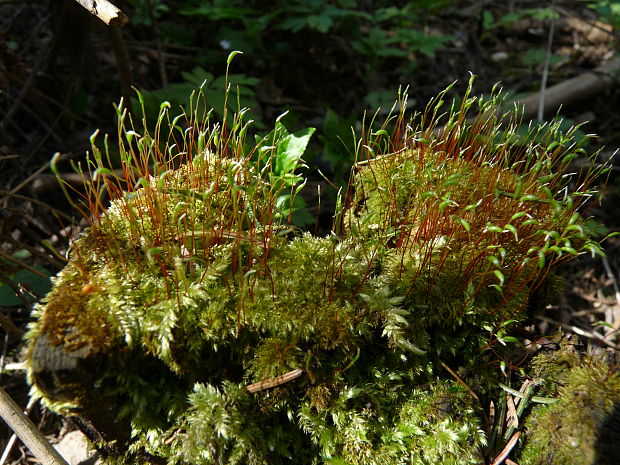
[514,56,620,120]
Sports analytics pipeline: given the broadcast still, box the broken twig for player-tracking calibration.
[0,387,69,465]
[73,0,129,26]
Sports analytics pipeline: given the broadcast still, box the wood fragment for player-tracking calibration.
[490,431,521,465]
[0,387,69,465]
[245,369,304,394]
[505,395,519,431]
[0,398,35,465]
[514,56,620,120]
[73,0,129,26]
[440,360,479,401]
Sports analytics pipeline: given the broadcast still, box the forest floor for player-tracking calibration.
[1,0,620,463]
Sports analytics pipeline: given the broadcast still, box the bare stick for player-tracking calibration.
[73,0,129,26]
[0,387,69,465]
[490,431,521,465]
[440,360,479,401]
[107,26,134,102]
[538,7,556,122]
[245,369,304,393]
[0,397,35,465]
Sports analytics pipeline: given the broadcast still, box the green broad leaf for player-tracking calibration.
[290,207,315,227]
[276,194,314,227]
[275,127,316,176]
[307,14,333,33]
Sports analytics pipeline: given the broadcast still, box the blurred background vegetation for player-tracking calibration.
[1,0,620,462]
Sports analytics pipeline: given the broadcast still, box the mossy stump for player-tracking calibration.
[25,82,618,464]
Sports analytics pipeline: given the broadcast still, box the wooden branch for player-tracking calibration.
[245,369,304,393]
[73,0,129,27]
[0,387,69,465]
[514,56,620,120]
[490,431,521,465]
[0,398,35,465]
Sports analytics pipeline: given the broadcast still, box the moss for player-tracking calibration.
[37,262,117,353]
[24,82,610,464]
[346,147,570,327]
[518,344,620,465]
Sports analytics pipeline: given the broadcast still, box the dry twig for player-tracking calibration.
[0,397,35,465]
[0,387,69,465]
[73,0,128,26]
[490,431,521,465]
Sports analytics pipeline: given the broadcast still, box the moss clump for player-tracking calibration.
[37,262,116,353]
[25,80,609,463]
[518,341,620,465]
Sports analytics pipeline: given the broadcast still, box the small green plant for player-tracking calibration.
[25,66,614,464]
[579,0,620,32]
[482,7,558,31]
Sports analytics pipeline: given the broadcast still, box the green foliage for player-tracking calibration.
[0,250,51,306]
[579,0,620,31]
[518,339,620,465]
[133,67,261,128]
[482,7,559,31]
[134,0,457,108]
[319,108,357,182]
[344,81,604,336]
[24,76,612,464]
[180,381,302,465]
[520,48,563,69]
[120,1,464,185]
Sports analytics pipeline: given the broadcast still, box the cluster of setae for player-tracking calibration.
[25,72,611,465]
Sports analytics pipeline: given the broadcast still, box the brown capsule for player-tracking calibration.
[81,283,102,295]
